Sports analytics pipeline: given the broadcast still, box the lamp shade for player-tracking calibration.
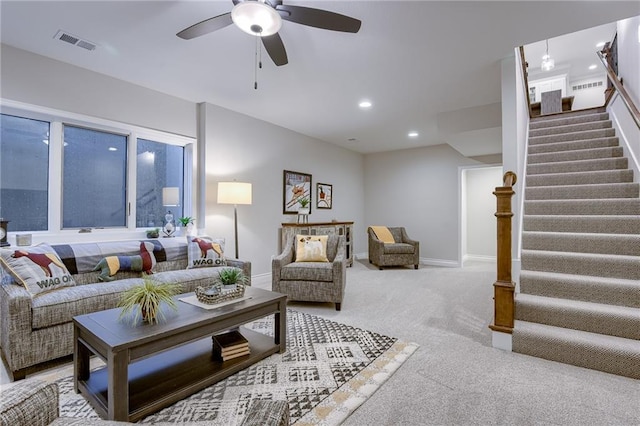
[162,187,180,206]
[217,182,252,205]
[231,1,282,36]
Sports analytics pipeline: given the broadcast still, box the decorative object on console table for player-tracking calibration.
[316,183,332,209]
[297,196,310,223]
[217,181,253,259]
[162,187,180,237]
[178,216,195,236]
[212,329,250,361]
[283,170,311,214]
[118,276,182,324]
[0,219,9,247]
[15,234,32,246]
[146,228,160,238]
[281,221,354,266]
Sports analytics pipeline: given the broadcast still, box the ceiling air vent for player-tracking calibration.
[53,30,97,51]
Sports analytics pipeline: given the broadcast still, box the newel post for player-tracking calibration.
[489,171,517,334]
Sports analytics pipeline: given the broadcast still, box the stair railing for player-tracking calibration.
[490,171,517,334]
[597,48,640,129]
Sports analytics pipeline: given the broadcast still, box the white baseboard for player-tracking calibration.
[463,255,496,263]
[355,254,458,268]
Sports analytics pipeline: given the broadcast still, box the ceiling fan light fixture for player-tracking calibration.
[231,1,282,37]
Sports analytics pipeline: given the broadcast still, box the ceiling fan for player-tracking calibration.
[176,0,362,67]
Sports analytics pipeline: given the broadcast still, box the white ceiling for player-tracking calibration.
[1,1,638,155]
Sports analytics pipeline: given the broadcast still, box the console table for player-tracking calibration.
[281,221,354,266]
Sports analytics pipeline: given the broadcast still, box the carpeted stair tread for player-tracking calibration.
[527,157,628,175]
[521,249,640,280]
[529,112,609,130]
[529,128,616,145]
[529,120,612,138]
[512,320,640,380]
[522,231,640,256]
[524,198,640,215]
[515,293,640,340]
[519,270,640,308]
[525,182,639,200]
[526,170,633,187]
[528,146,623,164]
[530,108,606,123]
[528,136,619,155]
[523,215,640,234]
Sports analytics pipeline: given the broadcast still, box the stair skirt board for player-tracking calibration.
[513,107,640,380]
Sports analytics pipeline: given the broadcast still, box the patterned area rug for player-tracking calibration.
[57,309,418,425]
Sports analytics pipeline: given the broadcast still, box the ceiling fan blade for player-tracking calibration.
[177,12,233,40]
[262,33,288,66]
[276,5,361,33]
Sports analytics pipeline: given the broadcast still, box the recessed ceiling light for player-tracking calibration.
[358,100,372,109]
[596,41,606,48]
[588,64,597,70]
[408,131,419,138]
[108,147,118,151]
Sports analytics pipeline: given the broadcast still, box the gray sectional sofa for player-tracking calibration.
[0,238,251,381]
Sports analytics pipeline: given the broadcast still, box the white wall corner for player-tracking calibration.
[492,331,513,351]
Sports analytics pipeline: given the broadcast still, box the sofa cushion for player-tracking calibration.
[295,235,329,262]
[281,262,333,282]
[186,236,226,268]
[383,243,415,254]
[0,243,76,296]
[30,267,226,329]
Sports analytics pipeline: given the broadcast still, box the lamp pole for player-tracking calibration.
[233,204,239,259]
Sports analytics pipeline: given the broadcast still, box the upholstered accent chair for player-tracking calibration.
[368,226,420,270]
[272,234,347,311]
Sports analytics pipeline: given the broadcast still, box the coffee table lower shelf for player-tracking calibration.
[78,328,276,422]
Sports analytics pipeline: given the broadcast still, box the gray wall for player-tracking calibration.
[1,44,491,274]
[200,103,365,275]
[363,144,480,264]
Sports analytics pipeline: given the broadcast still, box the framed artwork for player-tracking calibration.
[316,183,332,209]
[283,170,312,214]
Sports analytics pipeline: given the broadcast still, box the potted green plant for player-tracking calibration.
[118,276,182,324]
[146,227,160,238]
[178,217,195,226]
[178,217,195,236]
[216,268,248,290]
[297,197,310,215]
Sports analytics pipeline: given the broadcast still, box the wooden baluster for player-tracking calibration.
[490,171,517,334]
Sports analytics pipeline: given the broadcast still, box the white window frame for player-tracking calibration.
[0,99,194,243]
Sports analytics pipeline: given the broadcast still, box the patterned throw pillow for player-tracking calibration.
[187,236,226,268]
[0,243,76,295]
[93,241,157,282]
[295,235,329,262]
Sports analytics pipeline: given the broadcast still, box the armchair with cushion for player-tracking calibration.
[272,234,346,311]
[368,226,420,270]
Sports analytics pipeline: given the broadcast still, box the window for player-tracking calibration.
[136,139,184,228]
[0,103,193,235]
[0,114,50,232]
[62,125,128,229]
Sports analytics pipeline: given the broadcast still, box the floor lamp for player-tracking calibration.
[217,182,252,259]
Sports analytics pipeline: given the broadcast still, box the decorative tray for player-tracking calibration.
[195,284,245,305]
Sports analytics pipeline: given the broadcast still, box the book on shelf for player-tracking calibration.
[213,330,250,360]
[217,348,251,361]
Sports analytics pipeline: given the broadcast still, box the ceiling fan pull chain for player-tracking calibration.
[254,36,259,90]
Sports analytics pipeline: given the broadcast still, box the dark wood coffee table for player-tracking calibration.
[73,286,287,422]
